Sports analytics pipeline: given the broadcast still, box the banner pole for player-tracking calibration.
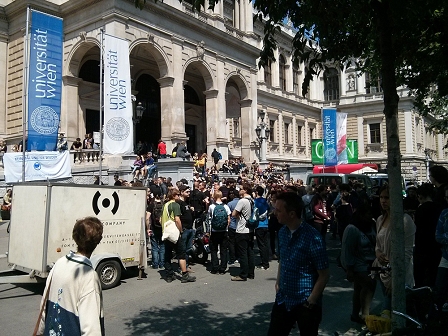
[99,28,104,182]
[21,6,31,182]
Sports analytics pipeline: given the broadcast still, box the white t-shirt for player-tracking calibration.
[208,202,231,232]
[234,197,253,234]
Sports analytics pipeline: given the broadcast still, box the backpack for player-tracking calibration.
[302,195,314,223]
[245,199,261,230]
[151,202,164,228]
[211,204,228,231]
[218,152,222,160]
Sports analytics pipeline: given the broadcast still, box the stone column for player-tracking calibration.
[272,48,280,88]
[286,54,293,92]
[240,99,252,161]
[292,117,297,156]
[157,76,176,151]
[204,89,219,155]
[304,119,310,157]
[62,76,82,141]
[244,0,253,34]
[239,0,246,32]
[0,37,7,134]
[234,0,240,30]
[357,73,366,94]
[404,111,414,154]
[166,36,187,153]
[340,69,347,96]
[357,115,365,156]
[278,113,284,155]
[215,55,230,159]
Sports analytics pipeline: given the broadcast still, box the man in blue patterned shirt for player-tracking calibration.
[268,192,329,336]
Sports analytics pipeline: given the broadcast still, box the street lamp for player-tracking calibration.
[255,110,269,163]
[134,102,145,124]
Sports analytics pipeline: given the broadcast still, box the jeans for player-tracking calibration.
[268,301,322,336]
[146,165,157,179]
[210,231,229,272]
[181,228,195,265]
[228,227,237,262]
[255,227,270,268]
[150,234,165,268]
[235,233,255,279]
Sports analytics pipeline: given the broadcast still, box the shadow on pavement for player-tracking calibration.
[124,300,273,335]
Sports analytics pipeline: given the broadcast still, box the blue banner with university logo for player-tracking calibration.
[27,11,63,151]
[322,108,338,166]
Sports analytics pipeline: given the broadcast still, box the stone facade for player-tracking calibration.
[0,0,446,183]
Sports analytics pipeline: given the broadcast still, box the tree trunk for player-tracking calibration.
[375,0,406,330]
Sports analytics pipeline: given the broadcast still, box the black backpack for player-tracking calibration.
[151,202,164,228]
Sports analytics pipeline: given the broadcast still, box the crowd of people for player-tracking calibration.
[34,148,448,334]
[138,162,448,334]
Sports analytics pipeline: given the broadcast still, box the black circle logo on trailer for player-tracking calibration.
[92,191,119,215]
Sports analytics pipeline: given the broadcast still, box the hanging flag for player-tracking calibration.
[336,112,348,164]
[103,34,133,155]
[3,151,72,183]
[27,10,63,151]
[322,108,338,166]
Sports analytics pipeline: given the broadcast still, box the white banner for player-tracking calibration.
[3,151,72,183]
[103,34,134,155]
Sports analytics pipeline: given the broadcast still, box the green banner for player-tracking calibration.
[311,139,358,164]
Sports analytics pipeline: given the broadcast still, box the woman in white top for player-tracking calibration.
[372,186,416,314]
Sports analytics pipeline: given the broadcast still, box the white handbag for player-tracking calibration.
[161,202,180,243]
[162,219,180,243]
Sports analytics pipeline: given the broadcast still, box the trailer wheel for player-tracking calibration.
[96,260,121,290]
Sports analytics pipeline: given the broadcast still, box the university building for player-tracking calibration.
[0,0,446,182]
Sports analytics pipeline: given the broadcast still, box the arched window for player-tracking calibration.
[184,85,200,105]
[324,68,340,101]
[279,55,286,91]
[79,60,100,83]
[264,60,272,87]
[293,64,300,95]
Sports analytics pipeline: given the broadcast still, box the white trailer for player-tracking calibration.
[0,183,147,289]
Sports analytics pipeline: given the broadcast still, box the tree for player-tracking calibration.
[135,0,448,330]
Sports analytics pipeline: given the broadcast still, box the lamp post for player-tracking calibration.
[255,110,270,163]
[134,102,145,124]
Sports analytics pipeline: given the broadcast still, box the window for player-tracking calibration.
[309,127,315,140]
[369,123,381,143]
[233,118,240,137]
[284,123,289,144]
[279,55,286,91]
[324,68,340,101]
[365,73,383,94]
[297,125,302,146]
[293,64,300,95]
[269,120,275,142]
[264,61,272,86]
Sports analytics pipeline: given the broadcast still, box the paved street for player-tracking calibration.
[0,221,382,335]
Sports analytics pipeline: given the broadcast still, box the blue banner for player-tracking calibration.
[27,11,63,151]
[322,108,338,166]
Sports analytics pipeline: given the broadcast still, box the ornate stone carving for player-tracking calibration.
[147,33,155,44]
[196,40,205,59]
[346,74,356,91]
[79,31,87,42]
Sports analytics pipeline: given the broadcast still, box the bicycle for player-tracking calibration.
[357,265,437,335]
